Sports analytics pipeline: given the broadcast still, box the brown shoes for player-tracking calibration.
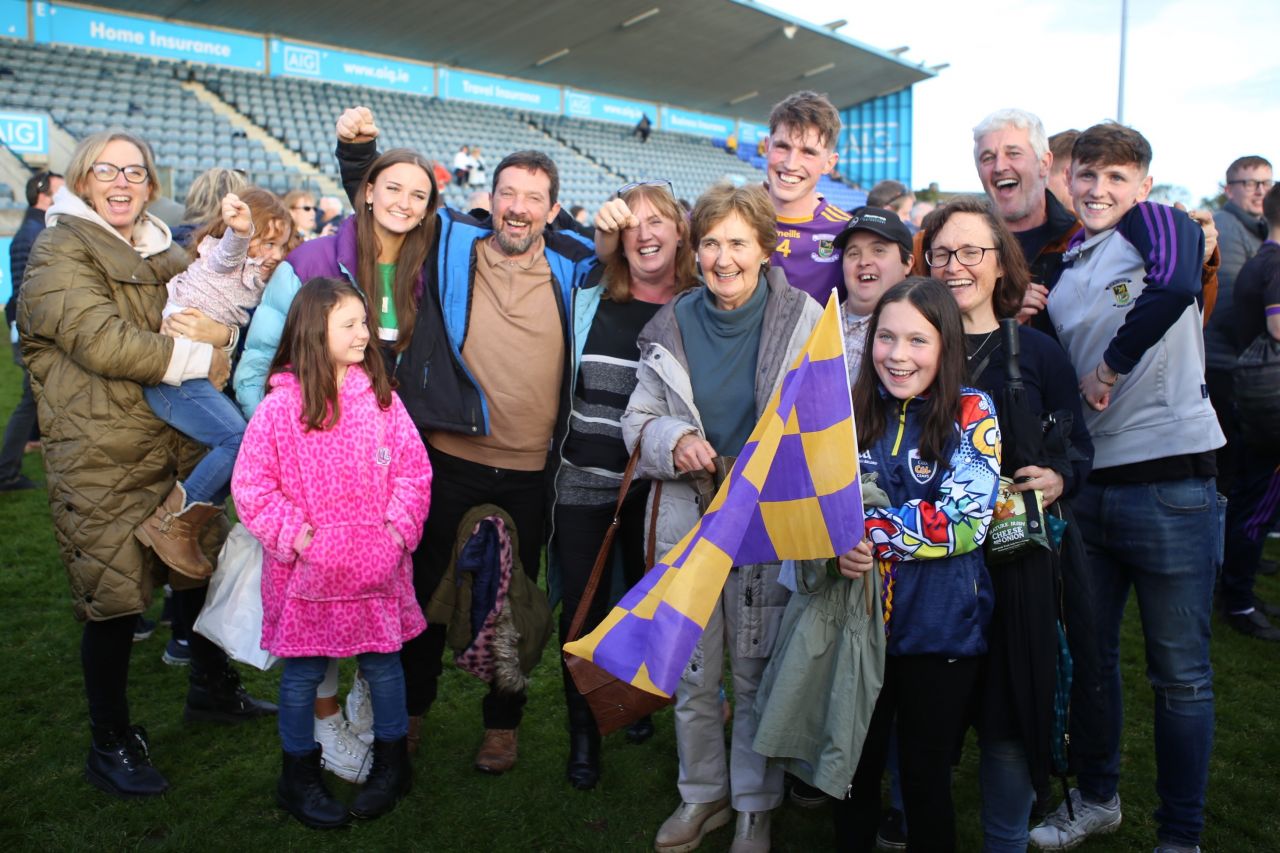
[474,728,518,774]
[134,482,219,579]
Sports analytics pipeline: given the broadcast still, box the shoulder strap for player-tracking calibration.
[564,446,641,644]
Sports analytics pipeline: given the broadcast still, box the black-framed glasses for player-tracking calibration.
[1227,179,1275,192]
[618,179,674,197]
[925,246,998,268]
[90,163,149,184]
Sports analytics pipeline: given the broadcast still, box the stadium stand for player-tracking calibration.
[0,38,868,214]
[0,40,296,200]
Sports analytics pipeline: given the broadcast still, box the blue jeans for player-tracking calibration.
[979,736,1035,852]
[144,379,245,505]
[1072,477,1220,847]
[278,653,408,756]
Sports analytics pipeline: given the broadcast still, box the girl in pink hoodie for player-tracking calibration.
[232,277,431,829]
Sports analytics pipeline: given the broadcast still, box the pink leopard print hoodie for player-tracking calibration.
[232,367,431,657]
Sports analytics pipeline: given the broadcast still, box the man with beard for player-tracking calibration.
[334,106,598,776]
[970,109,1219,334]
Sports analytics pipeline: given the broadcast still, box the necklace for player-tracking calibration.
[966,329,998,362]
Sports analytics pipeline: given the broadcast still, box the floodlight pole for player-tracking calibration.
[1117,0,1128,123]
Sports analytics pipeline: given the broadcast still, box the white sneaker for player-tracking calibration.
[345,672,374,745]
[1030,789,1122,850]
[314,712,370,783]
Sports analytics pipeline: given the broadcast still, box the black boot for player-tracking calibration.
[351,737,412,819]
[185,660,277,724]
[565,687,601,790]
[277,747,350,829]
[624,714,655,745]
[85,725,169,798]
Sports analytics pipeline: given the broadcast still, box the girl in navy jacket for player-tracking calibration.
[833,277,1001,852]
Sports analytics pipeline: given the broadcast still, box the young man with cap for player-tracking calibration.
[835,206,915,379]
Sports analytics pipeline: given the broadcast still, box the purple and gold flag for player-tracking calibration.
[563,293,863,698]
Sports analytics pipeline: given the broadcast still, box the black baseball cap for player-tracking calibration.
[833,206,913,258]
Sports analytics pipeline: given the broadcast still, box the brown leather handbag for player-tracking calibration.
[562,447,674,735]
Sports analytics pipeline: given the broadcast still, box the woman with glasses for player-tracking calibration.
[921,196,1094,852]
[552,180,698,790]
[622,183,822,853]
[17,132,275,799]
[283,189,318,241]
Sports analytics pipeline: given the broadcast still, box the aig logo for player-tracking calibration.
[282,44,322,76]
[0,112,47,155]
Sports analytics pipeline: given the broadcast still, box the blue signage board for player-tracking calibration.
[438,68,559,114]
[564,89,653,126]
[0,110,49,155]
[738,121,769,146]
[1,0,27,39]
[1,237,12,326]
[270,39,433,96]
[840,88,913,186]
[660,106,734,139]
[33,3,264,70]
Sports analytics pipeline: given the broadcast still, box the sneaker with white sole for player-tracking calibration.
[1029,789,1121,850]
[345,672,374,745]
[314,712,370,784]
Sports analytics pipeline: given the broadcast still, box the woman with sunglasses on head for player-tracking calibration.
[17,132,276,799]
[551,180,698,791]
[622,182,822,853]
[921,196,1094,852]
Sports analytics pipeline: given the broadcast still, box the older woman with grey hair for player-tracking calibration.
[623,182,821,853]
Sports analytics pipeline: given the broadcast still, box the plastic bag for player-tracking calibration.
[193,523,279,671]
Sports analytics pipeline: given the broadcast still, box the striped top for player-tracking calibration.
[557,296,663,506]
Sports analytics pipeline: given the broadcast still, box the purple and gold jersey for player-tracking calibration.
[773,198,851,305]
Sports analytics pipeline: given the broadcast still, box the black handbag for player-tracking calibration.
[1234,333,1280,450]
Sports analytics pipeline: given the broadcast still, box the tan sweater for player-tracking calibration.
[429,237,565,471]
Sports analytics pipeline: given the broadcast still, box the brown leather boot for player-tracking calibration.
[134,483,219,580]
[406,715,423,756]
[474,728,517,774]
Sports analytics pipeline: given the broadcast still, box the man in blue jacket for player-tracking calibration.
[334,107,597,775]
[1,170,61,491]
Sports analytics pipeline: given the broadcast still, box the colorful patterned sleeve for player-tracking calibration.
[864,391,1002,562]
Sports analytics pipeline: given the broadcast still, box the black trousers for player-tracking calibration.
[1206,367,1240,495]
[400,447,547,728]
[82,587,228,733]
[832,654,982,853]
[554,485,650,704]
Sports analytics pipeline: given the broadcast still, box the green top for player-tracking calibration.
[378,262,397,341]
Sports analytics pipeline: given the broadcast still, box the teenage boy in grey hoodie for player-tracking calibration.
[1032,123,1222,853]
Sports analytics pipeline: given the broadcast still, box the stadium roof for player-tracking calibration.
[88,0,934,120]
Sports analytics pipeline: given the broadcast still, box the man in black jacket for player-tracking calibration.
[1,170,61,490]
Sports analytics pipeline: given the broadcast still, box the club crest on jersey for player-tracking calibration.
[908,449,937,484]
[1107,278,1133,307]
[812,233,838,262]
